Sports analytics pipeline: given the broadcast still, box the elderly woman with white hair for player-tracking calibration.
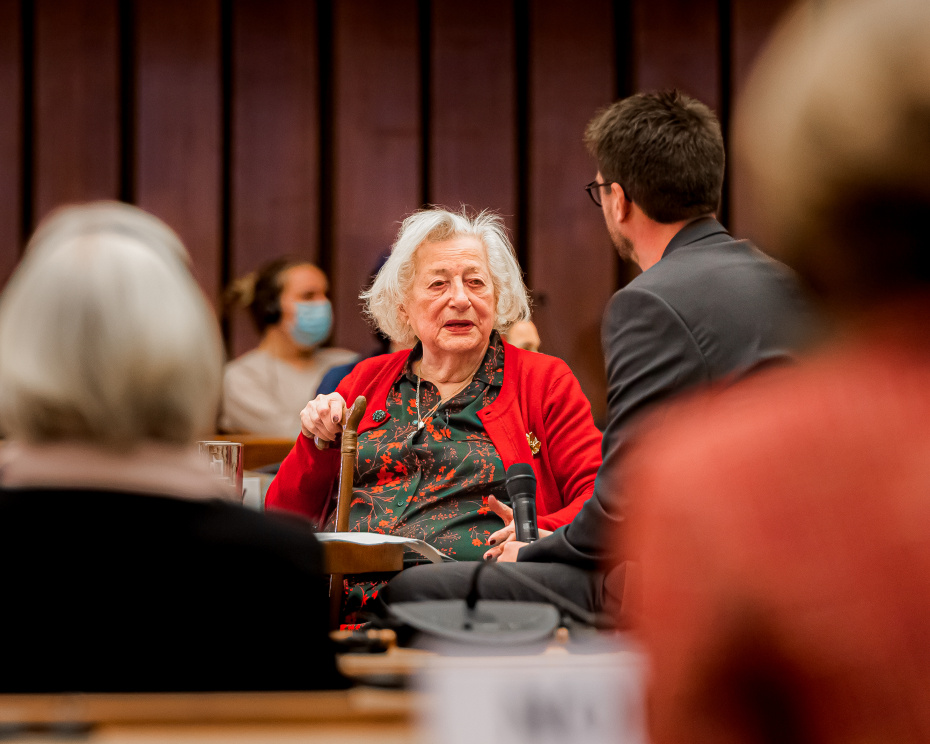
[266,207,602,620]
[0,201,341,692]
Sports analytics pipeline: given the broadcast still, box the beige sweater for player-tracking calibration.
[218,347,358,437]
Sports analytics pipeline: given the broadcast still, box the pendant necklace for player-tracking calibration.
[410,359,482,439]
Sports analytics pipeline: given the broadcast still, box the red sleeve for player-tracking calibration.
[264,432,340,526]
[534,363,602,530]
[264,358,390,525]
[538,492,588,530]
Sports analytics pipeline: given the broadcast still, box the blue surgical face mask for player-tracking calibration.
[290,299,333,349]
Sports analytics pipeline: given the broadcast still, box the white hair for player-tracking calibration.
[362,207,531,346]
[0,202,223,447]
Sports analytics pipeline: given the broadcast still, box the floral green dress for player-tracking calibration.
[325,332,508,622]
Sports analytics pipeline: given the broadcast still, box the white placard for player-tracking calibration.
[418,642,647,744]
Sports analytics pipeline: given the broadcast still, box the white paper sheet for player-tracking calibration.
[316,531,452,564]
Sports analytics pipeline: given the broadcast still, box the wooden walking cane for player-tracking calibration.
[315,396,404,628]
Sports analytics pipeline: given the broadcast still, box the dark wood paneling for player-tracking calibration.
[728,0,793,240]
[331,0,420,353]
[633,0,720,110]
[0,0,794,368]
[0,0,20,284]
[34,0,119,224]
[529,0,616,425]
[230,0,320,358]
[430,0,516,231]
[135,0,222,303]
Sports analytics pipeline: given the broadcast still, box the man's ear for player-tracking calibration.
[611,183,631,222]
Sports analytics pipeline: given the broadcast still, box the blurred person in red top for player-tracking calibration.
[625,0,930,741]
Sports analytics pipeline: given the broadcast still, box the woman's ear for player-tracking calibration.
[398,304,416,344]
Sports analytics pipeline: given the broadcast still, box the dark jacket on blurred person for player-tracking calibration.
[0,201,344,692]
[0,444,344,693]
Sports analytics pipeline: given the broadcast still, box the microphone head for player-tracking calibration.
[505,462,536,501]
[505,462,536,481]
[505,462,539,543]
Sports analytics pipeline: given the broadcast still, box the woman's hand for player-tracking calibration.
[485,539,526,562]
[483,494,552,561]
[485,495,515,547]
[299,392,347,441]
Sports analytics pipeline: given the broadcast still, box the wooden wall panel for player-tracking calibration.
[0,0,794,387]
[728,0,793,241]
[0,0,20,284]
[430,0,516,231]
[331,0,420,353]
[33,0,119,225]
[529,0,616,425]
[230,0,320,358]
[633,0,720,110]
[135,0,222,304]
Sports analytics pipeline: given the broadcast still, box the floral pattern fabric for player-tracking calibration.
[325,332,508,621]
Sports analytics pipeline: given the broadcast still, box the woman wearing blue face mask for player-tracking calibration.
[218,258,359,437]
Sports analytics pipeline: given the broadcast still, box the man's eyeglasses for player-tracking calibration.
[584,179,619,208]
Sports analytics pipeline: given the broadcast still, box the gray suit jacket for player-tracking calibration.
[519,216,811,569]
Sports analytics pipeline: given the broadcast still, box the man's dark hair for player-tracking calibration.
[584,90,725,224]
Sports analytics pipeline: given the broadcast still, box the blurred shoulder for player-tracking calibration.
[624,361,820,507]
[224,348,267,371]
[315,347,360,367]
[222,348,273,384]
[186,497,324,568]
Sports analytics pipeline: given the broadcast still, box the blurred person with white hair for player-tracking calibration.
[266,206,603,622]
[623,0,930,741]
[0,201,342,692]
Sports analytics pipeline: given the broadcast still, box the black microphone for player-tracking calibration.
[505,462,539,543]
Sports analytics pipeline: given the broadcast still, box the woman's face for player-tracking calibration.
[401,237,497,362]
[279,264,328,325]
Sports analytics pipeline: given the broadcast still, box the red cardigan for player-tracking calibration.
[266,341,602,531]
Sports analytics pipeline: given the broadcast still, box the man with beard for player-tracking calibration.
[382,90,811,621]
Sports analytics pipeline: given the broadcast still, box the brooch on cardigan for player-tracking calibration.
[372,409,386,422]
[525,431,541,455]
